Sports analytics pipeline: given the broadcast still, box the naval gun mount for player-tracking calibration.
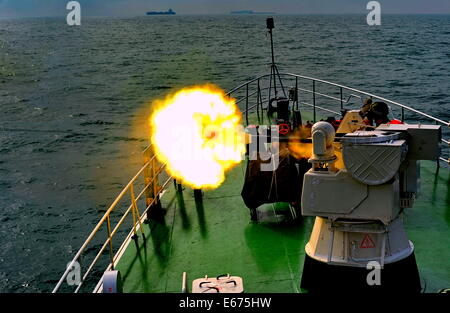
[300,117,441,292]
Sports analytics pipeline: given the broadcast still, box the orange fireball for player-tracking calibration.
[149,84,246,189]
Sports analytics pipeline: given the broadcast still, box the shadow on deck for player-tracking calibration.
[115,161,450,293]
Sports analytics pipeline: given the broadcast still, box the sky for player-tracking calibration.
[1,0,450,18]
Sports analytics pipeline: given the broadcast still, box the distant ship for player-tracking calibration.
[230,10,275,15]
[146,8,176,15]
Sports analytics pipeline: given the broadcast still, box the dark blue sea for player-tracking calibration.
[0,15,449,292]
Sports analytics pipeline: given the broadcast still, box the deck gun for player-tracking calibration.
[300,115,441,292]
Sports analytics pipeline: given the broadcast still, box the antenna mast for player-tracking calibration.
[266,18,285,98]
[266,17,277,95]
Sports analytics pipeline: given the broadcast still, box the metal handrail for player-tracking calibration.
[229,72,450,126]
[227,72,449,165]
[284,72,450,126]
[91,175,175,293]
[52,147,170,293]
[73,163,168,293]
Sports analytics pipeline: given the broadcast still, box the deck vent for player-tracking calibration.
[192,274,244,293]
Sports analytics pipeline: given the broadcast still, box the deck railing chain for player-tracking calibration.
[312,80,316,122]
[256,79,260,124]
[245,83,249,126]
[130,184,145,239]
[143,147,153,210]
[106,215,114,270]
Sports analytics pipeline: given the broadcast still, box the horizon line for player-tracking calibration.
[2,12,450,19]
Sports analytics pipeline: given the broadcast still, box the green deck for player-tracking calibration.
[115,160,450,293]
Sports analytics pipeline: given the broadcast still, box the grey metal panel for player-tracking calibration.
[301,170,401,224]
[377,124,441,160]
[342,140,407,185]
